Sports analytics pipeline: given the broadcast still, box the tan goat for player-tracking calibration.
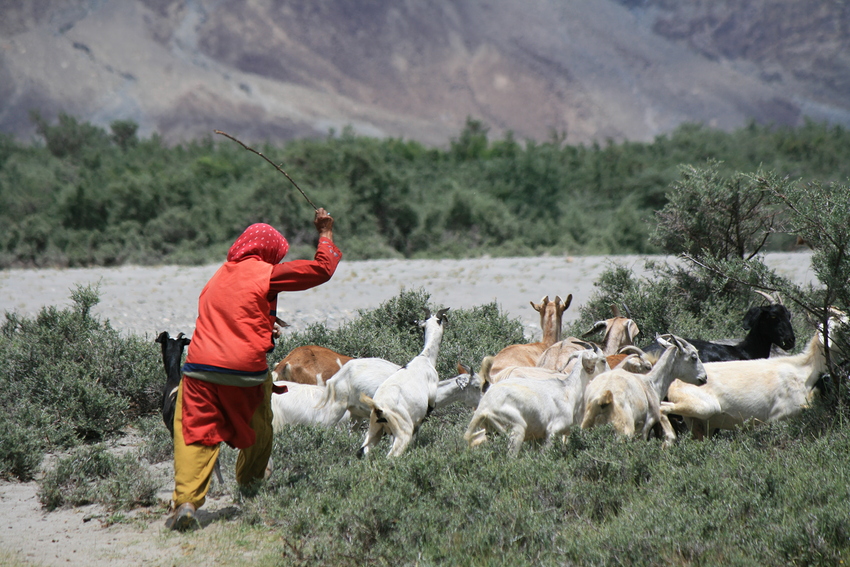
[271,345,353,386]
[581,335,706,446]
[488,294,572,377]
[536,305,640,374]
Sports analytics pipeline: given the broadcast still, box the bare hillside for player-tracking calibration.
[0,0,848,146]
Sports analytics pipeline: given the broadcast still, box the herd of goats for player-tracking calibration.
[156,290,847,458]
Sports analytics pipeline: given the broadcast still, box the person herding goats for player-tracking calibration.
[168,207,341,531]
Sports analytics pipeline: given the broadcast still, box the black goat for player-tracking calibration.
[644,300,796,364]
[155,330,225,484]
[155,331,191,436]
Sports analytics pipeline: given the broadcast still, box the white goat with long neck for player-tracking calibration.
[489,295,571,377]
[581,334,707,445]
[358,308,449,458]
[662,309,848,438]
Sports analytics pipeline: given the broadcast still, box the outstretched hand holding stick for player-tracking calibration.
[214,129,319,211]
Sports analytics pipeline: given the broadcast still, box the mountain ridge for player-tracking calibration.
[1,0,848,146]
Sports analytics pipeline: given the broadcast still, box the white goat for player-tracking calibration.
[281,362,478,430]
[358,308,449,458]
[662,309,848,438]
[464,347,609,456]
[271,381,351,429]
[435,363,484,409]
[581,335,706,445]
[316,358,402,421]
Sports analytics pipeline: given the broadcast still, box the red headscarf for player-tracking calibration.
[226,223,289,264]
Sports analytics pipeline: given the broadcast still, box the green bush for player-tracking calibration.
[0,285,163,479]
[38,444,160,511]
[6,116,850,267]
[235,402,850,566]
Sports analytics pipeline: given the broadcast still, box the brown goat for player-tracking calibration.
[271,345,353,386]
[488,294,572,378]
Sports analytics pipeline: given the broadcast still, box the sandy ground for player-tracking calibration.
[0,252,818,566]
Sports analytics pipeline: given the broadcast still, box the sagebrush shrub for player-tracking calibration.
[0,285,163,479]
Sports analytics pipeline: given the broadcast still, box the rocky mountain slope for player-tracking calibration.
[1,0,848,146]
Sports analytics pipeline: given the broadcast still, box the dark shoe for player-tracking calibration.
[169,502,199,531]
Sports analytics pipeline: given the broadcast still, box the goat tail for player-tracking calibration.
[580,390,615,430]
[463,411,492,448]
[359,393,386,421]
[360,393,377,411]
[360,394,399,430]
[281,363,293,381]
[479,356,495,394]
[315,379,338,409]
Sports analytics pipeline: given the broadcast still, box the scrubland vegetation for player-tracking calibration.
[1,116,850,565]
[3,114,850,267]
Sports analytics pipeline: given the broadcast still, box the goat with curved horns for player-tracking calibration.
[662,308,848,438]
[581,334,707,446]
[643,290,795,364]
[536,304,640,374]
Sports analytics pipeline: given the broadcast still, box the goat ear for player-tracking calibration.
[562,294,573,311]
[155,331,169,344]
[436,307,450,324]
[656,334,673,349]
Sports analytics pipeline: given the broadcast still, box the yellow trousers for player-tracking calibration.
[172,374,273,509]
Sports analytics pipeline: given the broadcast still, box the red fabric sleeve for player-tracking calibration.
[268,237,342,293]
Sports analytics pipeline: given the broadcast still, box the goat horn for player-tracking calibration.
[572,339,594,350]
[611,304,622,317]
[618,345,645,356]
[622,303,633,318]
[582,321,607,337]
[753,289,777,304]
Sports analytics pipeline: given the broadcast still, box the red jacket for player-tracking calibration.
[184,236,341,379]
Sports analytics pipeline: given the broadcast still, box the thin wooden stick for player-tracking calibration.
[214,130,319,211]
